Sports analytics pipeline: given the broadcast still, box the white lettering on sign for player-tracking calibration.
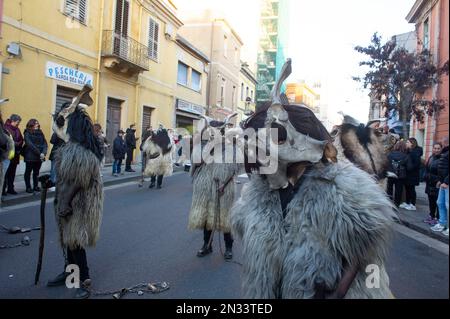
[46,61,93,86]
[177,99,205,115]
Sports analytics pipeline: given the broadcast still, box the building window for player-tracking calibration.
[64,0,87,24]
[241,83,244,101]
[148,17,159,61]
[224,35,228,58]
[234,47,239,65]
[232,86,236,108]
[423,18,429,50]
[219,78,226,106]
[177,62,188,86]
[246,86,249,99]
[250,90,253,101]
[191,69,201,92]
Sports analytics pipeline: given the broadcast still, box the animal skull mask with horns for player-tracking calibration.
[243,59,335,189]
[52,84,94,142]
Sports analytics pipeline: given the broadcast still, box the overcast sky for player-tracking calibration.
[175,0,417,124]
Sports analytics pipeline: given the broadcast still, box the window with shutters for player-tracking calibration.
[114,0,129,37]
[148,18,160,61]
[64,0,87,25]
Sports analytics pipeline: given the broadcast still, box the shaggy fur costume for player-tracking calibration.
[188,161,242,233]
[231,161,396,299]
[142,137,173,177]
[54,143,103,249]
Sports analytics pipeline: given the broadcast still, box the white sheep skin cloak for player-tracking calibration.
[231,161,396,299]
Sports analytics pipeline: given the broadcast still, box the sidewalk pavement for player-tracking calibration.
[1,165,448,244]
[1,162,186,208]
[395,183,449,244]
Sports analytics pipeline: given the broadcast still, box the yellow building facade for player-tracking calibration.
[0,0,208,163]
[285,82,320,113]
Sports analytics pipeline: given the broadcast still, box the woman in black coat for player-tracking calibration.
[423,142,442,224]
[387,141,408,207]
[402,138,423,210]
[23,119,48,193]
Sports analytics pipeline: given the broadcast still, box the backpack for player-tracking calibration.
[391,159,406,179]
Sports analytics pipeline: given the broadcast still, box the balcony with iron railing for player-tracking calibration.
[101,30,150,73]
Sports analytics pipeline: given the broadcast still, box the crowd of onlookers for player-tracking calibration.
[386,136,449,236]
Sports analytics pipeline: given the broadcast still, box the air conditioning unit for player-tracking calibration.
[7,42,21,57]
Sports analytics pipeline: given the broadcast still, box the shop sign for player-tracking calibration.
[46,61,93,86]
[176,99,205,115]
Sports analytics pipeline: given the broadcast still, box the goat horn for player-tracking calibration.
[270,59,292,105]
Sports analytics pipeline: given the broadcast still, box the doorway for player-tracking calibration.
[106,97,123,163]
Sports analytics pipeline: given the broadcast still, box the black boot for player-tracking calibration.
[149,182,155,189]
[47,271,69,287]
[74,279,91,299]
[196,244,212,257]
[224,247,233,260]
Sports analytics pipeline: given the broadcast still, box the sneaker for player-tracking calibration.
[399,202,409,209]
[442,229,449,236]
[429,219,439,226]
[431,224,445,232]
[113,173,118,177]
[407,204,417,211]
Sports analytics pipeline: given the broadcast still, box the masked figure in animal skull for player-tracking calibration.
[330,115,400,182]
[188,112,243,260]
[231,59,396,299]
[46,84,103,299]
[141,125,173,189]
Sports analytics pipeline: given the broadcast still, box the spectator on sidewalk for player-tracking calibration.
[23,119,48,193]
[125,124,138,172]
[94,123,109,176]
[49,131,65,185]
[112,130,126,177]
[3,114,23,195]
[401,138,423,211]
[423,142,442,225]
[431,137,449,236]
[387,140,408,207]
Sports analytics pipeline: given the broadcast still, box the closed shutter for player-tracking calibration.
[64,0,87,24]
[148,18,159,60]
[55,86,79,114]
[142,107,153,131]
[114,0,129,36]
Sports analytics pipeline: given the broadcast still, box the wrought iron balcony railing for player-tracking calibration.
[102,30,149,71]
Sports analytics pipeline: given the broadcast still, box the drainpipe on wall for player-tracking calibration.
[206,21,214,116]
[94,0,106,123]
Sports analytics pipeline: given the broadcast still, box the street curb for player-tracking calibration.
[395,219,449,244]
[0,174,141,208]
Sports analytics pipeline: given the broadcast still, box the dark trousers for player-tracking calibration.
[428,194,439,219]
[24,161,42,189]
[125,149,133,170]
[150,175,163,186]
[67,246,90,282]
[203,228,233,249]
[387,177,404,207]
[3,161,19,192]
[405,184,417,205]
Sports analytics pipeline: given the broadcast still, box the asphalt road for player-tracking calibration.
[0,172,448,299]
